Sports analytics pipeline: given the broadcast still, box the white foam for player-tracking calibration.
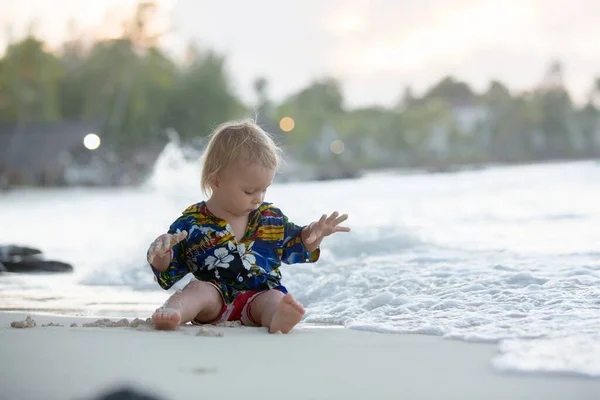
[143,139,203,197]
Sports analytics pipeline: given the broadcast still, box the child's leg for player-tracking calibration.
[249,290,305,334]
[153,280,223,330]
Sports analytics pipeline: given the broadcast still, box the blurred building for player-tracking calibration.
[0,121,107,186]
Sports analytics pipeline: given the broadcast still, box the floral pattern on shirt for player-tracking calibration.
[150,201,320,302]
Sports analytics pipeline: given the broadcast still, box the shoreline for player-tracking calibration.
[1,157,597,191]
[1,312,598,400]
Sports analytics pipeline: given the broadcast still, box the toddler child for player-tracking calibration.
[147,119,350,333]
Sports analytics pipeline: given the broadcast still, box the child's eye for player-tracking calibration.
[244,191,254,195]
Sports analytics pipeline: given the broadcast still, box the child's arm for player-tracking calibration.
[147,218,191,290]
[301,228,322,254]
[280,210,350,264]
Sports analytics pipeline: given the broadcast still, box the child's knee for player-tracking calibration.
[186,279,211,292]
[186,280,223,305]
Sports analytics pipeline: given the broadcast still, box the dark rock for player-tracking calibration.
[0,245,73,274]
[0,245,43,260]
[1,260,73,273]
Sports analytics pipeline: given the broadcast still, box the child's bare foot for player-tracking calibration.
[152,307,181,330]
[269,294,305,334]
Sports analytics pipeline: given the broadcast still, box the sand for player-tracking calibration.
[0,312,598,400]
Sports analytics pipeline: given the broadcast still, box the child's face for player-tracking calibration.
[214,162,276,216]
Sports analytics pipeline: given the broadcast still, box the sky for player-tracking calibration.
[1,0,599,108]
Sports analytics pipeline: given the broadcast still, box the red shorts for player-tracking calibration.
[192,282,282,327]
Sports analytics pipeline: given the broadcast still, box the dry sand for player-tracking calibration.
[0,312,598,400]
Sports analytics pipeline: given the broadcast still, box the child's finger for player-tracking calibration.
[170,231,187,246]
[318,214,327,226]
[174,230,188,241]
[333,214,348,226]
[335,226,351,233]
[326,211,339,224]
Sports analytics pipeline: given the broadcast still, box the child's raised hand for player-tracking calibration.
[147,230,188,264]
[304,212,350,244]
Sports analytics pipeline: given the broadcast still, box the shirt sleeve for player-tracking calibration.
[149,217,191,290]
[281,212,320,265]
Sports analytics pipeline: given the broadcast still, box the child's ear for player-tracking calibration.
[209,173,220,189]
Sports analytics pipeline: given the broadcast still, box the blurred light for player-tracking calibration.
[84,133,101,150]
[330,139,345,154]
[279,117,295,132]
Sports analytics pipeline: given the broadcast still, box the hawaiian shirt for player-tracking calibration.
[150,201,320,301]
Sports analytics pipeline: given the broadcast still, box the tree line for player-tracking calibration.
[1,2,599,170]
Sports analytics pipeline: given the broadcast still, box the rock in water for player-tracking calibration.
[0,245,43,259]
[1,260,73,273]
[0,244,73,273]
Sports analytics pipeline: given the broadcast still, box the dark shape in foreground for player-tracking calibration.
[92,387,165,400]
[0,245,73,274]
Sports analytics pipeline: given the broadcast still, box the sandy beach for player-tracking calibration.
[1,312,598,400]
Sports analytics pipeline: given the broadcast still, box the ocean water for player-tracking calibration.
[1,145,599,378]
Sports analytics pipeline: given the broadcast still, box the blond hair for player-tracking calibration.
[200,119,282,196]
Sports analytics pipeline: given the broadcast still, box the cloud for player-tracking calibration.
[171,0,341,104]
[317,0,599,105]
